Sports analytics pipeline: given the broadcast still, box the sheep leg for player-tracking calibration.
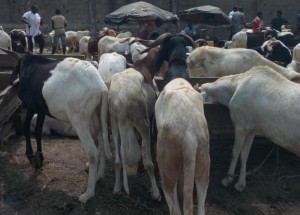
[89,109,106,181]
[72,118,98,204]
[110,112,121,195]
[33,112,46,168]
[100,91,112,160]
[195,146,210,215]
[157,130,181,213]
[182,157,196,215]
[234,133,254,192]
[221,126,247,187]
[24,109,40,168]
[95,122,106,181]
[162,182,181,215]
[195,179,208,215]
[134,120,161,201]
[119,122,130,195]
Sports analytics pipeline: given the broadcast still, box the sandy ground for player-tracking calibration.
[0,133,300,215]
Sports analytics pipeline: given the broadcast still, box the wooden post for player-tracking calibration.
[88,0,97,35]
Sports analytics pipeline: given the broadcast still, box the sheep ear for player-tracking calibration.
[126,63,134,68]
[291,74,300,83]
[193,83,200,92]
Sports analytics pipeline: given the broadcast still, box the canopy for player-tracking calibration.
[104,1,178,26]
[178,5,231,26]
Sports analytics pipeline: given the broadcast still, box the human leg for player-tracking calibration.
[61,33,66,54]
[52,34,59,54]
[34,34,45,54]
[27,36,33,52]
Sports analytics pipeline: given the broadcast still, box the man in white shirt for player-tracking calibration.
[22,4,45,54]
[228,6,238,21]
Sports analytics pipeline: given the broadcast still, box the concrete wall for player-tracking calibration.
[1,0,299,36]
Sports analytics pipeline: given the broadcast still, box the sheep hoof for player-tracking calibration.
[112,189,121,196]
[35,151,44,168]
[152,192,162,202]
[234,182,245,192]
[124,185,130,196]
[79,193,91,204]
[27,152,44,169]
[85,162,89,173]
[221,176,233,188]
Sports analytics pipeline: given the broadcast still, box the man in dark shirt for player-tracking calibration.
[297,10,300,31]
[271,10,288,32]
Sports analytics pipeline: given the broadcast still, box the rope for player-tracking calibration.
[246,144,278,176]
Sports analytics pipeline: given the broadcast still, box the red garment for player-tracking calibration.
[138,21,156,39]
[252,16,262,33]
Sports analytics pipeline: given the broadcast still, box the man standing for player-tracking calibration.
[271,10,288,32]
[231,7,246,39]
[51,9,67,54]
[252,12,263,33]
[296,9,300,32]
[228,6,238,21]
[183,23,196,40]
[22,4,45,54]
[228,6,238,39]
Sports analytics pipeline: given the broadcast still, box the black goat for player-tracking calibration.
[140,33,195,88]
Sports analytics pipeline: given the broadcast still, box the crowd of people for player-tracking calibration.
[227,6,299,39]
[21,4,68,54]
[182,7,299,41]
[19,3,300,54]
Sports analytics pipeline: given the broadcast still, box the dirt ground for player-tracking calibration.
[0,133,300,215]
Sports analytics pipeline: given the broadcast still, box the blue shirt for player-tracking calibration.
[184,25,196,37]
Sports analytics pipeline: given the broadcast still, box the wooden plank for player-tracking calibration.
[11,108,25,136]
[0,121,14,144]
[204,103,234,134]
[0,71,12,91]
[154,76,218,92]
[0,68,13,73]
[0,71,12,81]
[40,54,85,60]
[0,80,21,127]
[0,53,85,67]
[0,54,18,68]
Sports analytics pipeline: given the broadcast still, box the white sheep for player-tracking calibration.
[187,46,300,82]
[97,36,132,58]
[79,35,91,59]
[98,52,126,88]
[108,47,161,201]
[0,28,12,50]
[30,114,77,136]
[201,66,300,192]
[156,78,210,215]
